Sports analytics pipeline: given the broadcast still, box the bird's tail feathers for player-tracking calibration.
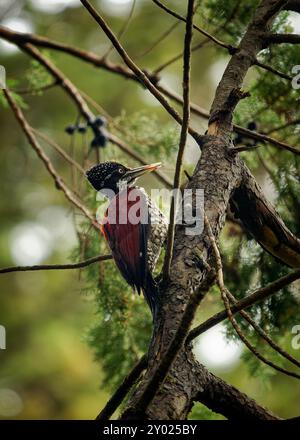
[143,273,159,322]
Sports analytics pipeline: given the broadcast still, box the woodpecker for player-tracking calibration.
[86,161,168,319]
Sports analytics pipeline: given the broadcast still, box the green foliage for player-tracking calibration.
[25,58,53,95]
[113,111,179,163]
[189,403,225,420]
[0,79,28,110]
[200,0,260,46]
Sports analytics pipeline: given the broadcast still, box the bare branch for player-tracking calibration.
[265,117,300,135]
[187,268,300,342]
[266,33,300,44]
[285,0,300,12]
[254,59,292,80]
[153,39,209,75]
[32,128,85,174]
[233,125,300,156]
[226,290,300,370]
[0,254,112,274]
[102,0,136,59]
[135,20,181,60]
[152,0,235,52]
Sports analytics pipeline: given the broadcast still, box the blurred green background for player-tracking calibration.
[0,0,299,419]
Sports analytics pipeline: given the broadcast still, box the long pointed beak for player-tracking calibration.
[124,162,161,181]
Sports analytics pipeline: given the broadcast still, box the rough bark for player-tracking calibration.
[124,348,278,420]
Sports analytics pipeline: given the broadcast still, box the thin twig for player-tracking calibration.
[102,0,136,59]
[135,20,181,60]
[0,254,112,274]
[225,289,300,370]
[32,128,85,174]
[13,80,58,95]
[264,118,300,135]
[153,0,237,75]
[154,39,209,75]
[163,0,195,281]
[232,125,300,156]
[109,133,173,188]
[152,0,233,51]
[204,214,300,380]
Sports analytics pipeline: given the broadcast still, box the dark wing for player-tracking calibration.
[101,188,150,295]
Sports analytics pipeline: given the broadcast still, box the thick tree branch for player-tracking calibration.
[98,266,300,419]
[121,274,215,420]
[195,362,279,420]
[136,348,279,419]
[285,0,300,12]
[266,33,300,44]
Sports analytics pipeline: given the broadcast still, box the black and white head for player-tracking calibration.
[86,161,161,196]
